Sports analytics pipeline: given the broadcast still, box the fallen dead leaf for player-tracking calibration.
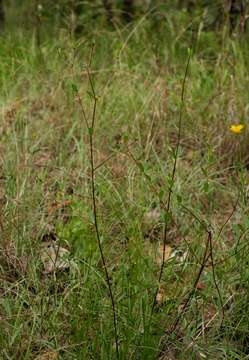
[34,350,58,360]
[156,286,169,306]
[156,244,172,266]
[196,282,206,290]
[40,242,70,274]
[145,242,173,266]
[203,304,217,323]
[144,208,161,223]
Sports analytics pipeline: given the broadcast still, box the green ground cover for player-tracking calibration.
[1,3,249,359]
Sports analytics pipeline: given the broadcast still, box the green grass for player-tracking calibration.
[1,5,249,359]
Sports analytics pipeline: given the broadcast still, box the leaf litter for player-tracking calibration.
[34,350,58,360]
[40,241,70,274]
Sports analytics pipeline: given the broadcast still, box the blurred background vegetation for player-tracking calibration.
[1,1,248,35]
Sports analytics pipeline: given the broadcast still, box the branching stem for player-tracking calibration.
[151,49,192,313]
[75,51,119,358]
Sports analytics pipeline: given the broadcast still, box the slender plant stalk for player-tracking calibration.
[124,39,237,344]
[151,49,192,313]
[75,54,119,358]
[89,120,119,358]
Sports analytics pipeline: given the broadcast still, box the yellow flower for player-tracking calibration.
[230,124,245,134]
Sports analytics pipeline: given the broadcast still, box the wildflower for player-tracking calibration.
[230,124,245,134]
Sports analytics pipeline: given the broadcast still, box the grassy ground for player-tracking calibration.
[1,5,249,360]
